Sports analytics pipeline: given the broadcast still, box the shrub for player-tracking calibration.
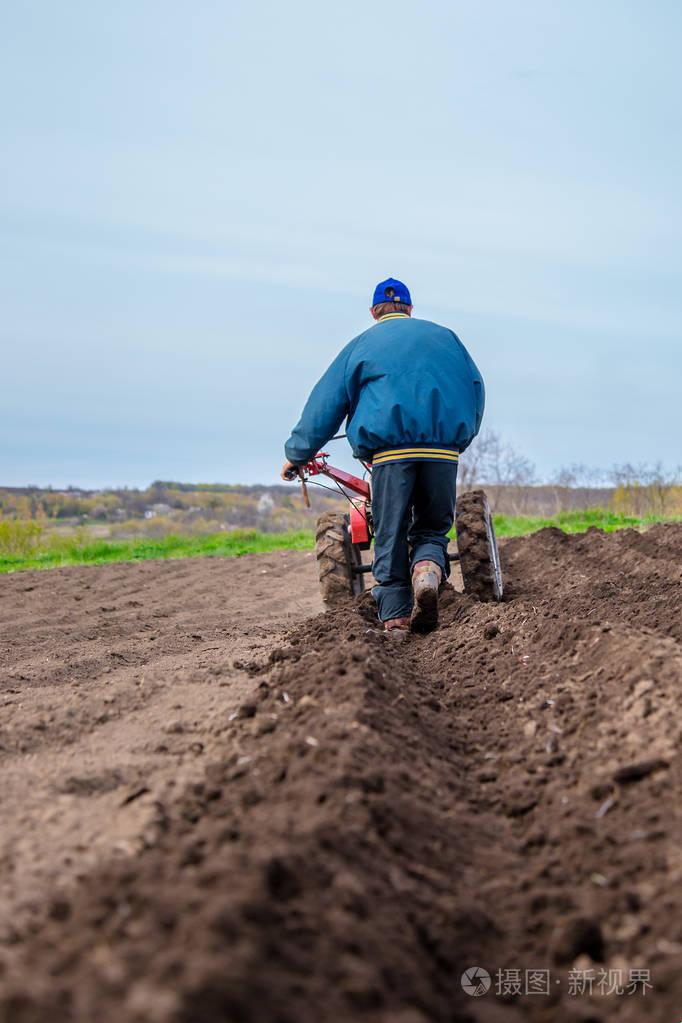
[0,520,44,556]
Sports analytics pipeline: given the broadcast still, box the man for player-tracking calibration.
[281,278,484,633]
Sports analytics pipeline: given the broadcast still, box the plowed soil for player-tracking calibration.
[0,525,680,1023]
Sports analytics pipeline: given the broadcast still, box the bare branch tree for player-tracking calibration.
[459,428,537,489]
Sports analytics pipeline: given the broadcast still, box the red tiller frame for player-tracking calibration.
[297,452,372,547]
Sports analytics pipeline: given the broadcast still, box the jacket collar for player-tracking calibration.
[377,313,410,321]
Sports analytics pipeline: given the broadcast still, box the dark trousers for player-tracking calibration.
[371,460,458,621]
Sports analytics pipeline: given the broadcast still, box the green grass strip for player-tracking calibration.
[0,511,678,573]
[490,508,678,537]
[0,530,315,574]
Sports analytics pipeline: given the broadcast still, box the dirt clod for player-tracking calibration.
[551,916,606,964]
[613,758,669,784]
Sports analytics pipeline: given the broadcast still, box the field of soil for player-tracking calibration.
[0,525,680,1023]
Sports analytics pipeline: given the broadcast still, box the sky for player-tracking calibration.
[1,0,680,488]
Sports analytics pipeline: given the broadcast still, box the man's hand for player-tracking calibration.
[280,460,299,481]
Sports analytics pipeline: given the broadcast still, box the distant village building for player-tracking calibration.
[144,502,172,520]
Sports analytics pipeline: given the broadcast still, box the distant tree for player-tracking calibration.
[459,429,537,489]
[610,462,681,516]
[552,463,608,488]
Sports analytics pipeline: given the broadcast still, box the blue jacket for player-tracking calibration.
[285,313,485,464]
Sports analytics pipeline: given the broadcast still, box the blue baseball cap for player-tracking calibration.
[372,277,412,307]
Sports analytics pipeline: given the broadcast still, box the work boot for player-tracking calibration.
[411,561,442,633]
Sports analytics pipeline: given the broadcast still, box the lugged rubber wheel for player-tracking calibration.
[315,512,365,607]
[455,489,504,601]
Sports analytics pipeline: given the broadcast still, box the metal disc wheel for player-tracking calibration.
[315,512,365,607]
[455,489,504,601]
